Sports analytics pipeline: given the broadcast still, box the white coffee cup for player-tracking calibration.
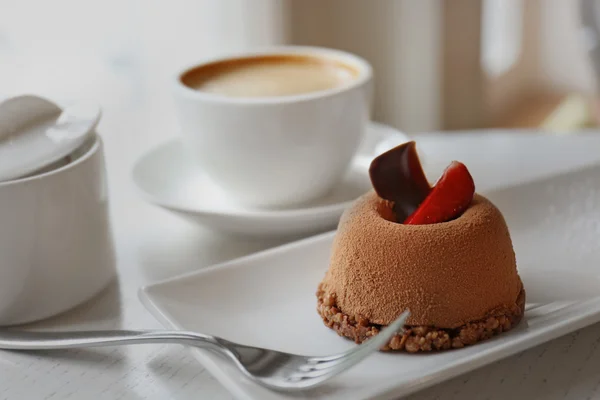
[172,46,373,208]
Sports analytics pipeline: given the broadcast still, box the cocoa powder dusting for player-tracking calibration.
[321,191,522,328]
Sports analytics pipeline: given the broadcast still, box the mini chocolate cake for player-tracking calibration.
[316,142,525,352]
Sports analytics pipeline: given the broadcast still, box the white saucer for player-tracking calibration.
[131,122,409,237]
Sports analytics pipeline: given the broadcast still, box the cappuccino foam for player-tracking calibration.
[181,55,357,98]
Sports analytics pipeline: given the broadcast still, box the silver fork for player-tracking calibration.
[0,310,409,392]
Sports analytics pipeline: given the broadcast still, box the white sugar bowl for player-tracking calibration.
[0,97,115,325]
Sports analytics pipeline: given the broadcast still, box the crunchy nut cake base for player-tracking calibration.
[316,284,526,352]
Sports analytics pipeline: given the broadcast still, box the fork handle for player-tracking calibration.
[0,329,225,352]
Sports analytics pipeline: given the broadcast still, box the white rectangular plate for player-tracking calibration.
[140,164,600,400]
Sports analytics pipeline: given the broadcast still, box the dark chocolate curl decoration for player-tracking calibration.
[368,141,431,222]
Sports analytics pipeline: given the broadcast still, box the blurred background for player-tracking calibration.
[1,0,599,134]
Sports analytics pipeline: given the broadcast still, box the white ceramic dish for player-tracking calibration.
[0,95,100,181]
[131,122,409,237]
[0,133,116,326]
[140,163,600,400]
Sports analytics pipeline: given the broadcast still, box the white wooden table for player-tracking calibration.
[2,64,600,399]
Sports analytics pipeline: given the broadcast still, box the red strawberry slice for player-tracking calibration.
[404,161,475,225]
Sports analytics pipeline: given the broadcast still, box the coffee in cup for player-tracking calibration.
[173,46,373,209]
[181,55,359,98]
